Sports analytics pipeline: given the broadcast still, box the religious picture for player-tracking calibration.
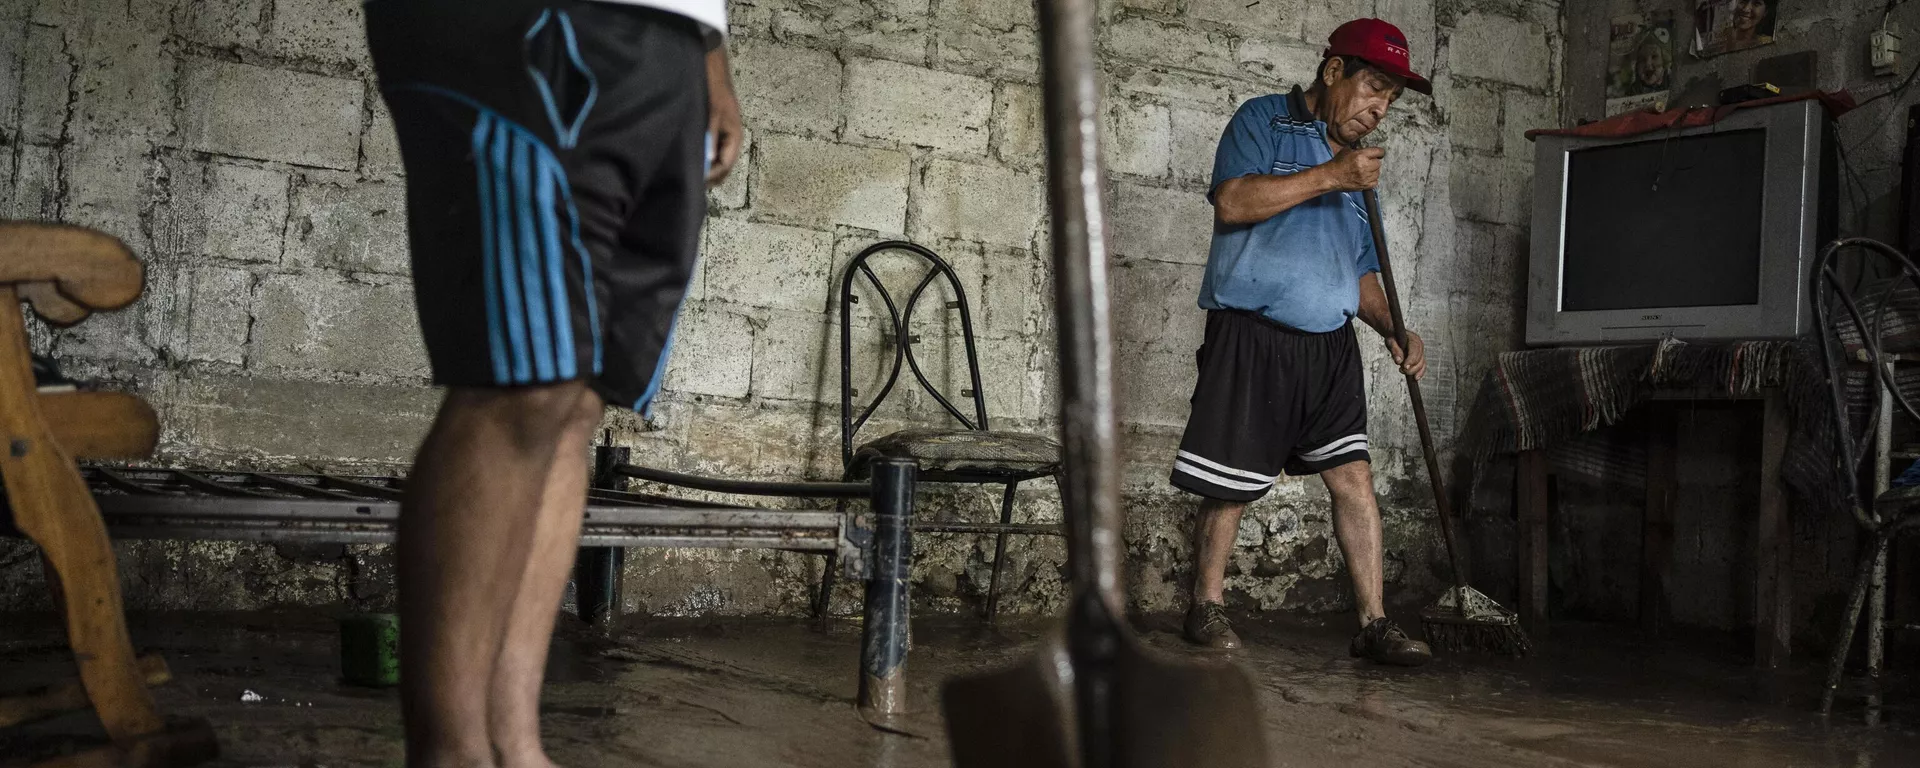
[1691,0,1777,57]
[1606,12,1675,117]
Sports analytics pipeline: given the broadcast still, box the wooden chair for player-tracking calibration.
[0,221,217,767]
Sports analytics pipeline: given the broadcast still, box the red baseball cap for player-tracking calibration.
[1325,18,1432,96]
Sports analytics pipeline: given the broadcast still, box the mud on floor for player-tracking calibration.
[2,611,1916,767]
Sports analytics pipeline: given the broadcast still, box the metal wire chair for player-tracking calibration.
[812,240,1063,621]
[1811,237,1920,714]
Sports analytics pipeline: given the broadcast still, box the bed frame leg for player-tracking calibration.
[577,445,631,627]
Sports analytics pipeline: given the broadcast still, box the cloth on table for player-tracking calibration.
[1458,338,1868,519]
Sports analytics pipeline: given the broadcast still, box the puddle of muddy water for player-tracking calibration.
[2,610,1917,767]
[1202,613,1920,767]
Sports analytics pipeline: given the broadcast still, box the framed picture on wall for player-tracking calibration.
[1691,0,1778,57]
[1607,11,1675,116]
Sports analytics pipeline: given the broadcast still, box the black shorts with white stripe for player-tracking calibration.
[1169,310,1370,503]
[368,0,710,414]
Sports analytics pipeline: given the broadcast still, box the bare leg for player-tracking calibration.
[1321,460,1385,628]
[1191,498,1247,604]
[488,431,598,768]
[399,383,603,768]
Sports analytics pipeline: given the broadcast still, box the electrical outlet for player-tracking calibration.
[1873,22,1902,76]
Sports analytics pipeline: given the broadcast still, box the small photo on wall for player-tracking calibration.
[1691,0,1778,57]
[1606,11,1675,117]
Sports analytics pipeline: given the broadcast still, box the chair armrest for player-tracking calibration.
[0,222,142,324]
[40,392,159,460]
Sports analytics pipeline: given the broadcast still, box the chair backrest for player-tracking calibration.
[1811,237,1920,519]
[839,240,991,470]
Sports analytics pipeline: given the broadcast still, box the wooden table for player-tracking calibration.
[1515,387,1793,668]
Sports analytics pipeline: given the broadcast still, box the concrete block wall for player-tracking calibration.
[1566,0,1917,245]
[0,0,1560,619]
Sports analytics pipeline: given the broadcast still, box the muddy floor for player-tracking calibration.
[3,610,1917,767]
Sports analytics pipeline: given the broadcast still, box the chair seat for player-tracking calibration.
[854,428,1061,478]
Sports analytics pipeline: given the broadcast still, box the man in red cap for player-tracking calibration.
[1168,18,1434,665]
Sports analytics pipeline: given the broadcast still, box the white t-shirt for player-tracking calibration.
[593,0,727,41]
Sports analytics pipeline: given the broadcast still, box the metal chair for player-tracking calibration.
[1812,237,1920,715]
[813,240,1062,621]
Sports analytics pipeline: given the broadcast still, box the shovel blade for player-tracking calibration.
[1110,638,1268,768]
[942,638,1078,768]
[942,634,1268,768]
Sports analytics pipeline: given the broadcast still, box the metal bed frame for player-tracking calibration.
[16,447,920,715]
[84,467,858,557]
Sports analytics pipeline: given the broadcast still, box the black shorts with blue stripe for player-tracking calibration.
[367,0,708,413]
[1170,310,1371,503]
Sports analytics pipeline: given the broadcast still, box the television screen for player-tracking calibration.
[1560,129,1768,311]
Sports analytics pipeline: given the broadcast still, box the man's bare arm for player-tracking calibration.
[1356,273,1425,379]
[1355,271,1393,337]
[1212,147,1383,225]
[705,47,742,186]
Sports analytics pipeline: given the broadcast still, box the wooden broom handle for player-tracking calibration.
[1362,188,1466,589]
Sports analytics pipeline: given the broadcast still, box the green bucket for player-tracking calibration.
[340,613,400,687]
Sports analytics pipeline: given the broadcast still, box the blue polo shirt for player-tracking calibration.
[1200,88,1380,333]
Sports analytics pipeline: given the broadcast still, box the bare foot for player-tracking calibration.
[410,754,495,768]
[496,750,559,768]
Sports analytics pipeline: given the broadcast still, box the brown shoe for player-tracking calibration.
[1349,617,1432,666]
[1184,601,1242,650]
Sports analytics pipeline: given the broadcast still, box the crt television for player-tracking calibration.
[1525,99,1836,345]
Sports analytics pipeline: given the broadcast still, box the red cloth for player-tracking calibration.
[1523,90,1858,142]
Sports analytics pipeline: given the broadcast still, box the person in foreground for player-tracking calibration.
[365,0,740,764]
[1170,18,1434,666]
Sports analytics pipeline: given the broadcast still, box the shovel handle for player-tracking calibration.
[1361,188,1466,590]
[1040,0,1125,617]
